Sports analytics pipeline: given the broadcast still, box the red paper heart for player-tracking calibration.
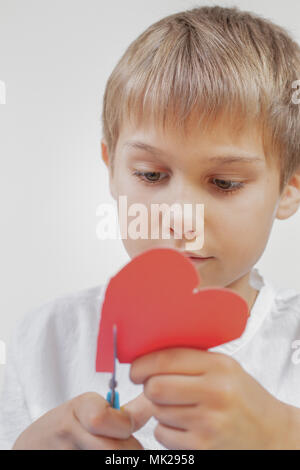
[96,248,249,372]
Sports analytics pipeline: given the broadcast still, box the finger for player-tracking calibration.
[73,392,133,439]
[62,413,107,450]
[130,348,226,383]
[152,404,223,449]
[154,423,193,450]
[123,393,155,432]
[152,404,197,430]
[144,374,209,405]
[76,423,144,450]
[95,435,144,450]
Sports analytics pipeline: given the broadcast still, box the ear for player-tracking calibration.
[101,139,110,168]
[101,139,117,201]
[276,170,300,220]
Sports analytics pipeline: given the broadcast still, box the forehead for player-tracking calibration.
[117,114,269,166]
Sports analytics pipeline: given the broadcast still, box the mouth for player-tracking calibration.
[186,256,213,263]
[182,252,214,263]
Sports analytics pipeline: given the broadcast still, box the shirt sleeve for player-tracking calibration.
[0,325,32,450]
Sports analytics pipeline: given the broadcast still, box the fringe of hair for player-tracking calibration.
[101,6,300,193]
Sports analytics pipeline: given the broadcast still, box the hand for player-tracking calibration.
[13,392,154,450]
[130,348,293,450]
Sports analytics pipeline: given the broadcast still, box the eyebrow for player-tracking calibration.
[123,140,265,165]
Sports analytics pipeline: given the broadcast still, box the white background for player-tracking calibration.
[0,0,300,390]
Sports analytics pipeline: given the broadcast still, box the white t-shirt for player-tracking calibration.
[1,267,300,450]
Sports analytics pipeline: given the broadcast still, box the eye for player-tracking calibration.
[132,171,245,196]
[132,170,169,185]
[211,178,244,195]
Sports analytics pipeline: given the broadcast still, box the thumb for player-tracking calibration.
[122,393,154,432]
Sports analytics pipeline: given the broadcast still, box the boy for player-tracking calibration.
[1,5,300,449]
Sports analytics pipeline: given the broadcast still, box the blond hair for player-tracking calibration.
[101,5,300,193]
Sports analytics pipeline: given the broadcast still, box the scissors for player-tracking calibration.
[106,324,120,409]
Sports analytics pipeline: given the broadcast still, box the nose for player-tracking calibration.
[167,202,205,251]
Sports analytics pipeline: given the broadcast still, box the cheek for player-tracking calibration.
[121,229,156,261]
[116,191,158,257]
[213,191,276,258]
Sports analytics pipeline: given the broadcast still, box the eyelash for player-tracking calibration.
[132,171,245,196]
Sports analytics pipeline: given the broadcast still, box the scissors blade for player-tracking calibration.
[109,324,117,406]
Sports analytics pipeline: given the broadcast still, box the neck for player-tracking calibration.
[226,271,259,316]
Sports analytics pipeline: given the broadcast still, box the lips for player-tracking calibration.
[183,251,213,259]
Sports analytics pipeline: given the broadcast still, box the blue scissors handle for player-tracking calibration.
[106,389,120,409]
[106,324,120,409]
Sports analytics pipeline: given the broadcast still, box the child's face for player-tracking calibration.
[102,116,283,298]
